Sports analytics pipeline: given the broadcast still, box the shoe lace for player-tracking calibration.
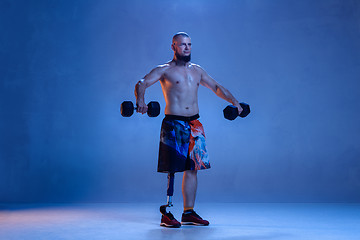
[192,211,202,219]
[185,210,203,220]
[166,211,175,220]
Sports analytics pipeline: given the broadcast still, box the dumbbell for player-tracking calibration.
[121,101,161,117]
[223,102,250,120]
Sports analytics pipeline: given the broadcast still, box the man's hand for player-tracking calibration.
[234,102,243,116]
[136,101,148,114]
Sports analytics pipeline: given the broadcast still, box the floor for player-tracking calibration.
[0,203,359,240]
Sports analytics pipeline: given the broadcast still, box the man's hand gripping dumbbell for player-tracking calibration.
[120,101,161,117]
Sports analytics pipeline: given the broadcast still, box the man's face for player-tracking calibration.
[172,36,192,57]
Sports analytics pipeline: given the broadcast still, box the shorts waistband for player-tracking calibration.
[164,114,200,122]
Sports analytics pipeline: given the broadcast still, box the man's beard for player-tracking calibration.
[175,52,191,62]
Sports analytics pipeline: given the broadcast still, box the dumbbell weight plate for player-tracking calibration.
[147,101,161,117]
[121,101,134,117]
[239,102,250,118]
[223,105,238,120]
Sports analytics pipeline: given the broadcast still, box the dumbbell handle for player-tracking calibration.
[134,105,148,111]
[134,102,153,115]
[121,101,160,117]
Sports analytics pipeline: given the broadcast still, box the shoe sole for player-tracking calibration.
[181,221,209,226]
[160,223,181,228]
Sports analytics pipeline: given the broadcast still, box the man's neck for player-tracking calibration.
[172,58,191,67]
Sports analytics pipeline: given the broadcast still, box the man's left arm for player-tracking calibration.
[199,66,243,114]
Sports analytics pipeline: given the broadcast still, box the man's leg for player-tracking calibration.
[181,169,210,225]
[182,170,197,210]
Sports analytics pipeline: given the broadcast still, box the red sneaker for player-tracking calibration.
[181,210,209,226]
[160,212,181,228]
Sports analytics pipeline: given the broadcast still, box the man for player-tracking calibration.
[135,32,242,227]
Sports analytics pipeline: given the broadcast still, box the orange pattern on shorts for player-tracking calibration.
[189,120,210,170]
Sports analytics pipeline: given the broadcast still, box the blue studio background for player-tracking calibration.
[1,0,360,203]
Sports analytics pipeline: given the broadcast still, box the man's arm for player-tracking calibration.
[134,65,165,114]
[199,66,243,114]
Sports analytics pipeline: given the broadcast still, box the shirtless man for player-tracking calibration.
[135,32,242,227]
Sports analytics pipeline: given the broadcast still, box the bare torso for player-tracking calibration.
[159,61,202,116]
[135,58,241,117]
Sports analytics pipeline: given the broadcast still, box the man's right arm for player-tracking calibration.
[134,65,165,114]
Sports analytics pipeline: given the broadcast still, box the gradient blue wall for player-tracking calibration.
[1,0,360,203]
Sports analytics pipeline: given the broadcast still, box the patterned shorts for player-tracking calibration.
[157,114,210,173]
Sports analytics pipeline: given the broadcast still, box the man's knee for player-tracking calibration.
[185,170,197,177]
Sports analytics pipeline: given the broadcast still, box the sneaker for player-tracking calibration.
[181,210,209,226]
[160,212,181,228]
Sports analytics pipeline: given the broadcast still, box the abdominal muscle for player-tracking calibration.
[161,81,200,117]
[164,98,199,117]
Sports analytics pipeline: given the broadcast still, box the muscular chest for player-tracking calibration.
[163,67,201,87]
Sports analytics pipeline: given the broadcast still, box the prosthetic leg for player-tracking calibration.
[160,172,175,215]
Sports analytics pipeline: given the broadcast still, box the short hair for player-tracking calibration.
[172,32,190,43]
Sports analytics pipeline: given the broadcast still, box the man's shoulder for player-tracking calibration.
[150,63,170,74]
[190,63,205,72]
[190,63,201,68]
[157,63,171,68]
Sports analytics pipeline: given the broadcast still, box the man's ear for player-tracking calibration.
[171,43,175,51]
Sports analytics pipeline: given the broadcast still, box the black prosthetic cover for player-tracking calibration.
[167,173,175,197]
[160,172,175,215]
